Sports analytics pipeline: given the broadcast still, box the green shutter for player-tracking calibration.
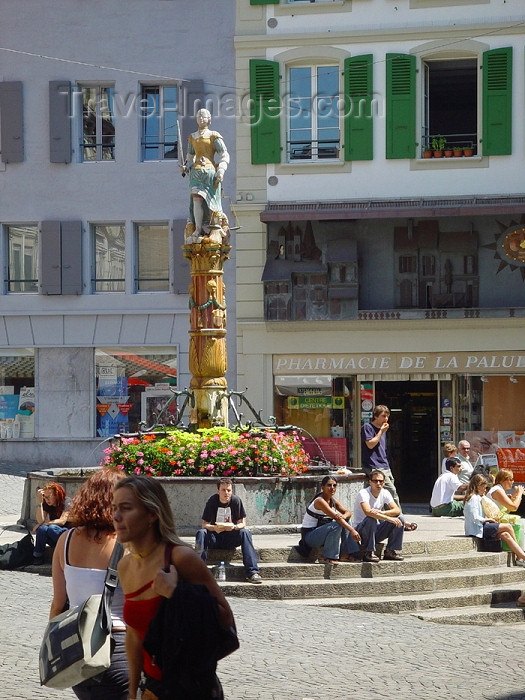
[386,53,416,159]
[250,0,279,4]
[482,47,512,156]
[249,59,281,164]
[343,55,373,161]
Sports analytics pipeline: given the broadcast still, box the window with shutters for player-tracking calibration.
[93,224,126,292]
[79,85,115,162]
[135,223,169,291]
[288,65,340,162]
[7,225,38,293]
[140,85,178,161]
[422,58,477,155]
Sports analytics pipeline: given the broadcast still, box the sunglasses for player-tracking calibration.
[370,479,385,484]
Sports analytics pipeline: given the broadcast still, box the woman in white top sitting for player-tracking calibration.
[486,468,524,514]
[464,474,525,567]
[299,475,361,564]
[50,468,129,699]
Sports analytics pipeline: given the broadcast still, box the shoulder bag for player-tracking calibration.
[39,539,124,689]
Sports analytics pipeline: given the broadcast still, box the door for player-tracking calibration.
[375,380,438,502]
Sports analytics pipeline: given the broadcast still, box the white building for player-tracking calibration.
[0,0,236,468]
[235,0,525,501]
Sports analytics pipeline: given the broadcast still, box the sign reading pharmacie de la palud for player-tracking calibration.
[273,352,525,375]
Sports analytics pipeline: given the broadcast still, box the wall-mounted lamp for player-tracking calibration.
[480,376,489,383]
[510,375,519,384]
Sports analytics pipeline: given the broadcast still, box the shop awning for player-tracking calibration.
[260,195,525,222]
[274,375,332,396]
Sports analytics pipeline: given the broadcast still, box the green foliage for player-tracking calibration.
[431,135,446,151]
[101,427,310,478]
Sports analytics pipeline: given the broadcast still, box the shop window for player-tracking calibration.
[0,350,35,438]
[93,224,125,292]
[135,223,169,291]
[95,346,178,437]
[79,85,115,162]
[140,85,178,161]
[7,225,38,292]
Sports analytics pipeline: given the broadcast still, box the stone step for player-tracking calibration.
[208,549,512,581]
[409,602,525,626]
[217,564,525,599]
[277,583,524,614]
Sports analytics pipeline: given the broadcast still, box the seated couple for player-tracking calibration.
[297,471,405,564]
[464,474,525,568]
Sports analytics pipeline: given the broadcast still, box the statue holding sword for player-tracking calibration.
[179,108,230,244]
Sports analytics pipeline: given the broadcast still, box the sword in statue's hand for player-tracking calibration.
[177,120,186,177]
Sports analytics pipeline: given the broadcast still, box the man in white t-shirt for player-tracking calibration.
[430,457,467,517]
[353,470,405,563]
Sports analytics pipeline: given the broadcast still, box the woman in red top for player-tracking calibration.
[112,475,233,700]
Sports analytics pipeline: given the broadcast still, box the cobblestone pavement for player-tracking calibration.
[2,471,525,699]
[1,569,525,700]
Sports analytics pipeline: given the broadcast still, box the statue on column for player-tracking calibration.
[180,108,230,245]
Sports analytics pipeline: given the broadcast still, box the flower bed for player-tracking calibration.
[101,427,310,478]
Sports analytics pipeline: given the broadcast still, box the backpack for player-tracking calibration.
[0,532,35,570]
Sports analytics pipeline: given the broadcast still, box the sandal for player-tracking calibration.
[319,556,339,565]
[404,522,418,531]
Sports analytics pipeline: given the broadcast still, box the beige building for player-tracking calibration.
[234,0,525,502]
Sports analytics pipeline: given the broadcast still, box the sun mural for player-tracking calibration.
[483,216,525,281]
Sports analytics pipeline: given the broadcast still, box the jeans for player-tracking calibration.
[33,523,68,557]
[73,630,129,700]
[195,528,259,577]
[356,515,405,553]
[303,522,360,560]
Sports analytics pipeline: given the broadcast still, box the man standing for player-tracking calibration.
[456,440,474,484]
[430,457,467,517]
[195,477,262,583]
[353,470,405,562]
[361,405,400,507]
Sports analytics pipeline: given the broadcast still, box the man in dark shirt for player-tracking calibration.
[361,404,400,507]
[195,477,262,583]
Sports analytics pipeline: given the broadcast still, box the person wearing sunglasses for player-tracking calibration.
[352,470,405,563]
[455,440,474,483]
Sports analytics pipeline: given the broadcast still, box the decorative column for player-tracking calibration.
[183,240,231,428]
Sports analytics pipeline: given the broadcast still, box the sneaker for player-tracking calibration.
[362,552,380,563]
[383,550,404,561]
[246,573,262,584]
[515,559,525,568]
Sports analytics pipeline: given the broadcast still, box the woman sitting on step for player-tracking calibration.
[297,476,362,564]
[464,474,525,567]
[485,469,524,516]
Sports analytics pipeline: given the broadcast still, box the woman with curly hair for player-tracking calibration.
[33,482,70,563]
[50,468,129,699]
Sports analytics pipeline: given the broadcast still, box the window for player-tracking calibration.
[288,65,339,161]
[140,86,178,161]
[7,225,38,292]
[135,223,169,291]
[80,86,115,161]
[93,224,125,292]
[95,346,177,436]
[0,350,35,438]
[422,58,477,154]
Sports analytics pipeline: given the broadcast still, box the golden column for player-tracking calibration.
[179,108,231,428]
[183,240,231,427]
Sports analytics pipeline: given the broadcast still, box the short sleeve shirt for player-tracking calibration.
[430,471,461,508]
[361,422,390,470]
[201,493,246,524]
[352,487,394,527]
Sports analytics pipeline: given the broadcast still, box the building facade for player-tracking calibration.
[0,0,236,467]
[235,0,525,501]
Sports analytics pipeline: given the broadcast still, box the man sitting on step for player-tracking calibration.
[195,477,262,584]
[430,457,467,517]
[352,470,405,562]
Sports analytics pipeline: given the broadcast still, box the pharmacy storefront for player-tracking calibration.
[270,350,525,502]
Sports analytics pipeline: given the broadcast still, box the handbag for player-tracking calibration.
[0,530,34,569]
[39,539,123,689]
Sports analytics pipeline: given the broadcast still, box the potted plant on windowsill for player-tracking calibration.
[423,146,433,159]
[431,135,446,158]
[463,145,474,157]
[444,144,453,158]
[453,146,463,157]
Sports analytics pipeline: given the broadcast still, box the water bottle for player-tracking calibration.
[217,561,226,582]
